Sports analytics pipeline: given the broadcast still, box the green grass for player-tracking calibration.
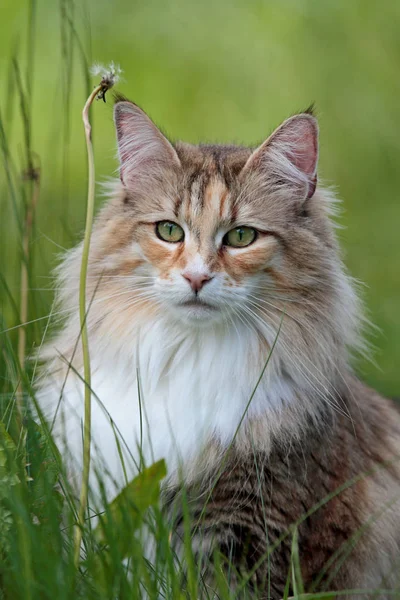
[1,0,400,597]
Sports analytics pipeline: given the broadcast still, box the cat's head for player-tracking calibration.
[88,99,341,331]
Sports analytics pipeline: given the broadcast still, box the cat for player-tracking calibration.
[37,98,400,598]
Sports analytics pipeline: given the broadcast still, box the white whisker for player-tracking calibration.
[240,298,354,422]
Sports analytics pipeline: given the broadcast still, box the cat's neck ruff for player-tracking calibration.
[40,310,326,500]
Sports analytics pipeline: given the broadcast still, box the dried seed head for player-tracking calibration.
[90,62,123,101]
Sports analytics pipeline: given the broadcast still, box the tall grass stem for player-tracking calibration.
[17,172,40,414]
[73,82,103,567]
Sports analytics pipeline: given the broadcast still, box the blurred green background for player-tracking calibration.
[1,0,399,395]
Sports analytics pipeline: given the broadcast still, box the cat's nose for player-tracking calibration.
[182,272,213,294]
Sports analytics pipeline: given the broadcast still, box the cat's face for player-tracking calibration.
[133,173,282,324]
[93,102,325,329]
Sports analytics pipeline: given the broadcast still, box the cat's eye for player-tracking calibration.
[156,221,185,243]
[223,226,257,248]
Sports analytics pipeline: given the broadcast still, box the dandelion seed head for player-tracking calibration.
[90,61,123,87]
[90,62,104,77]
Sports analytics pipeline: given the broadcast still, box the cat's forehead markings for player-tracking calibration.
[188,177,204,217]
[187,177,231,235]
[204,178,229,215]
[219,187,229,219]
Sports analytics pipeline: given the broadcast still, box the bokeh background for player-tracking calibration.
[1,0,399,395]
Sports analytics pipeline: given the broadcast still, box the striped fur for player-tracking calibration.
[37,101,400,597]
[165,379,400,597]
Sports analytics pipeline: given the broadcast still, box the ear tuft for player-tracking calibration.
[113,91,131,104]
[113,101,180,186]
[242,113,319,201]
[303,103,316,117]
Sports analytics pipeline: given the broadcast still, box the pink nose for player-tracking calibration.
[182,273,213,293]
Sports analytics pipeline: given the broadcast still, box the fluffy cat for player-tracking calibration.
[37,99,400,597]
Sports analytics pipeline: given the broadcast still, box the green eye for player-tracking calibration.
[223,226,257,248]
[156,221,185,243]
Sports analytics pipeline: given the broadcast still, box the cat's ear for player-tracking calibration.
[241,113,318,201]
[114,101,181,186]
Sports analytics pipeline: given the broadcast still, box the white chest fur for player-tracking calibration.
[39,316,296,501]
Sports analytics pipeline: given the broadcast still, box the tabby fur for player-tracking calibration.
[37,99,400,598]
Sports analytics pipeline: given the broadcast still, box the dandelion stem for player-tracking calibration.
[73,82,103,567]
[72,62,121,567]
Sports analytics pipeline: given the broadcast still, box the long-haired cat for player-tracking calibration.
[38,99,400,598]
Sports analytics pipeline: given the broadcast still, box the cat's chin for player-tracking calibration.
[169,300,222,326]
